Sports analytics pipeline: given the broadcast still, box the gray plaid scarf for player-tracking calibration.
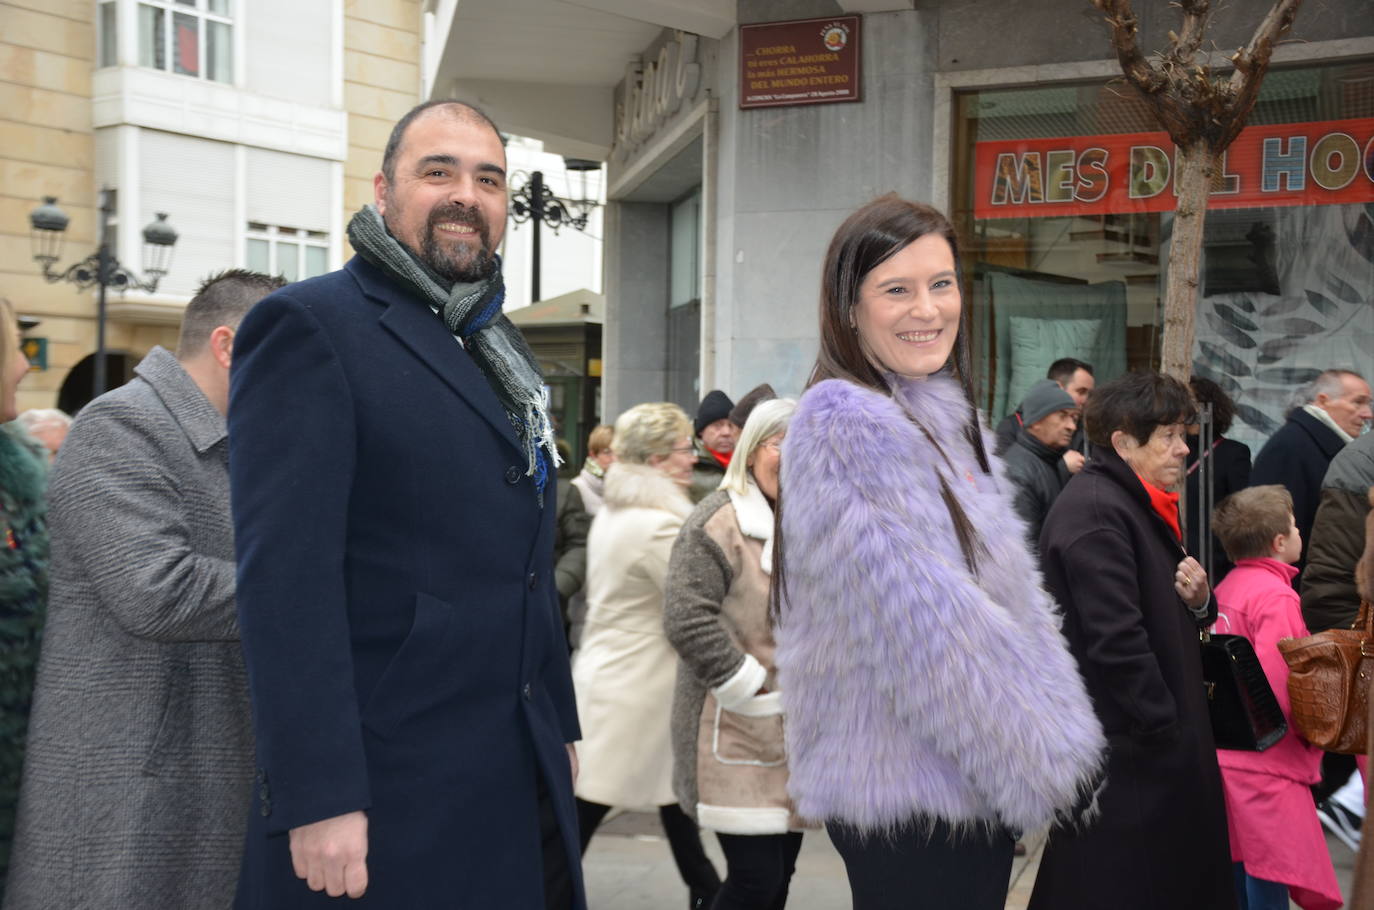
[347,205,560,498]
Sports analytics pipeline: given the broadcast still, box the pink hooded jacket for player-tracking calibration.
[1213,557,1341,910]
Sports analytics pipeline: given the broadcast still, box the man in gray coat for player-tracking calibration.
[4,270,283,910]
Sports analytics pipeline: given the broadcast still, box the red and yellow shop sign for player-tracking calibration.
[973,116,1374,219]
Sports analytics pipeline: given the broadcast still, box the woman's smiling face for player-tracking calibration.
[852,233,961,380]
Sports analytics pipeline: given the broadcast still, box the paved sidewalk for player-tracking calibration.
[583,811,1356,909]
[582,813,1042,910]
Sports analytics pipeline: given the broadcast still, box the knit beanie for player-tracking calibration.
[695,390,735,436]
[1020,379,1077,427]
[729,383,777,428]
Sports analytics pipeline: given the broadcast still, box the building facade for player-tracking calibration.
[425,0,1374,452]
[2,0,423,413]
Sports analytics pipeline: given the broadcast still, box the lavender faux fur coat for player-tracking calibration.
[775,375,1105,834]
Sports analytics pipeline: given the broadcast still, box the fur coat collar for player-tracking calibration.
[603,461,694,521]
[775,375,1104,835]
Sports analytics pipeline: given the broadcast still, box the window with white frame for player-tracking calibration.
[245,224,328,283]
[138,0,233,83]
[98,1,117,67]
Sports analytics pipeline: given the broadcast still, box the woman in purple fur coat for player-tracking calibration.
[772,196,1106,909]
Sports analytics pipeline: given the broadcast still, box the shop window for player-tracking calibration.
[952,61,1374,451]
[245,223,328,283]
[138,0,232,83]
[668,188,702,410]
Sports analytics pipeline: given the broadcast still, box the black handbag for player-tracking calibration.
[1200,630,1288,751]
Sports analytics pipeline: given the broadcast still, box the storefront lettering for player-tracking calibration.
[613,34,702,156]
[975,116,1374,218]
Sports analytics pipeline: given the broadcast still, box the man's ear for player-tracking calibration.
[374,172,388,213]
[209,325,235,370]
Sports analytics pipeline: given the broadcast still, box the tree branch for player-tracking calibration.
[1172,0,1211,66]
[1222,0,1302,146]
[1092,0,1168,94]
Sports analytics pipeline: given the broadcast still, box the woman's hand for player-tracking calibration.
[1173,556,1210,609]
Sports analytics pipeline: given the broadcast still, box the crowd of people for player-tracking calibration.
[0,97,1371,910]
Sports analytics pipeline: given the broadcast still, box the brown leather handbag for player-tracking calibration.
[1278,600,1374,754]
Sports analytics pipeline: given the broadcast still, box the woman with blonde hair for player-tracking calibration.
[573,402,721,909]
[666,397,801,910]
[0,297,48,897]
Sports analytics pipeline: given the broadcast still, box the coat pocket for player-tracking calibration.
[360,592,462,741]
[712,693,786,767]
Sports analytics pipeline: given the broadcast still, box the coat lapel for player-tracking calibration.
[347,258,525,457]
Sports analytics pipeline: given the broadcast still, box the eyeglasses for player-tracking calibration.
[760,441,782,451]
[669,445,696,454]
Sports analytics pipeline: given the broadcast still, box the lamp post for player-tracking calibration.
[509,158,601,303]
[29,189,178,401]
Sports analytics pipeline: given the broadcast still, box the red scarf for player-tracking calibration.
[708,447,732,469]
[1137,474,1181,542]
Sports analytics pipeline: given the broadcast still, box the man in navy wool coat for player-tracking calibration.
[228,99,584,908]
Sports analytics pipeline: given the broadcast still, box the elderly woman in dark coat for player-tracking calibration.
[1029,371,1236,910]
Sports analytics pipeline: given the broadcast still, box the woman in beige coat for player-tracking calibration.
[573,401,721,909]
[666,398,801,910]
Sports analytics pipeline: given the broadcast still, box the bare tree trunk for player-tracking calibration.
[1160,142,1213,380]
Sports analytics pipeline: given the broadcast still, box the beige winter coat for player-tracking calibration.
[665,485,794,834]
[572,462,694,809]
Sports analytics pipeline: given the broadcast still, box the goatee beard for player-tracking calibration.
[387,200,497,283]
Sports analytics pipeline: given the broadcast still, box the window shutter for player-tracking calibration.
[245,148,332,233]
[140,130,236,297]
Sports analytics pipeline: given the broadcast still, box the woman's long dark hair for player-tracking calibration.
[771,195,990,619]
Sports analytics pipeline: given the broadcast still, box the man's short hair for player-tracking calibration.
[177,269,285,357]
[1083,370,1196,447]
[1047,358,1094,385]
[381,100,505,184]
[1213,485,1294,562]
[1305,369,1366,405]
[586,424,614,457]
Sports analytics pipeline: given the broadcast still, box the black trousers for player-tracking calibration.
[826,819,1014,910]
[711,832,804,910]
[576,797,721,899]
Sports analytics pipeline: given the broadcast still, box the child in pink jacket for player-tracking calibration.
[1212,485,1343,910]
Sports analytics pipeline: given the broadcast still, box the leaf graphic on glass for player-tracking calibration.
[1213,302,1259,332]
[1323,274,1361,304]
[1257,336,1302,365]
[1235,403,1279,435]
[1230,295,1257,314]
[1204,313,1257,349]
[1193,356,1245,395]
[1348,212,1374,267]
[1259,297,1303,318]
[1304,290,1340,318]
[1246,387,1296,408]
[1276,318,1324,337]
[1255,367,1322,386]
[1197,341,1252,378]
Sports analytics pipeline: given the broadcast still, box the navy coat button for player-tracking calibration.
[255,769,266,784]
[527,571,537,590]
[260,803,271,817]
[522,683,533,700]
[259,785,270,800]
[505,466,521,484]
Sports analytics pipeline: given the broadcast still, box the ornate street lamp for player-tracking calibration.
[29,189,178,401]
[509,157,602,302]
